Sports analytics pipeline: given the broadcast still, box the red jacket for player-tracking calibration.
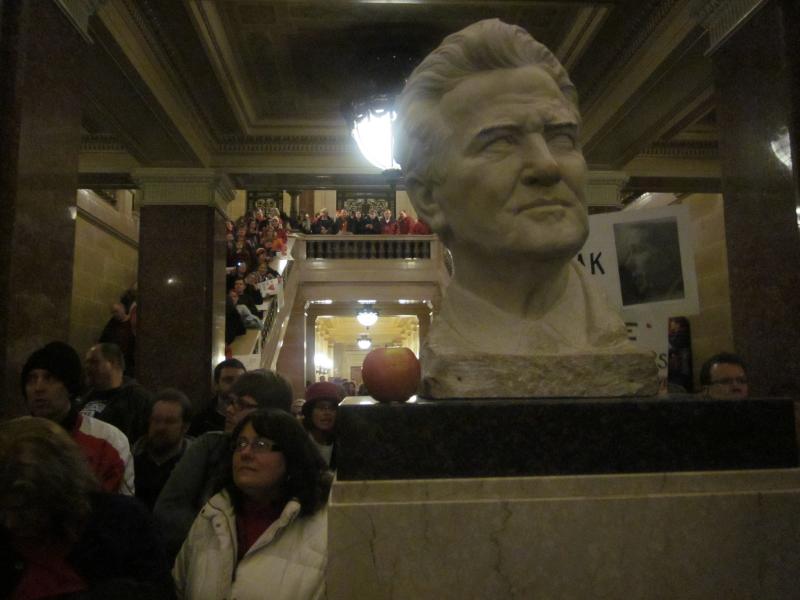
[63,407,134,495]
[397,216,413,234]
[411,219,431,234]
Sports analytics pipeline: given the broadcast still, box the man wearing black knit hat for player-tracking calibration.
[21,341,135,495]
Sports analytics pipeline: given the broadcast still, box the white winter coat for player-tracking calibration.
[173,490,327,600]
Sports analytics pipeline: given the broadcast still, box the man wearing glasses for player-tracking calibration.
[154,371,293,560]
[700,352,749,400]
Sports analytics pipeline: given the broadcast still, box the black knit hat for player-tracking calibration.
[21,341,83,399]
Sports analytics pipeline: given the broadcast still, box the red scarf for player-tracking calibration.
[235,500,284,559]
[11,537,87,600]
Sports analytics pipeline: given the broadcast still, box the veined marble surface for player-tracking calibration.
[328,470,800,599]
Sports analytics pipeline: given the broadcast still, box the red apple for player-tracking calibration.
[361,347,421,403]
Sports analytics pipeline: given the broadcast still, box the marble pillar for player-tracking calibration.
[587,170,628,210]
[133,170,233,408]
[0,1,85,417]
[287,190,301,223]
[711,1,800,395]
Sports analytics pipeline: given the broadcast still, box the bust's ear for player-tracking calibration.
[406,174,447,233]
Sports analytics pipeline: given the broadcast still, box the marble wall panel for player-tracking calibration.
[684,194,733,390]
[69,215,138,356]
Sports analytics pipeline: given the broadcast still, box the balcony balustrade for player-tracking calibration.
[303,235,434,260]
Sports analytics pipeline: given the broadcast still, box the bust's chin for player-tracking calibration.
[471,230,588,262]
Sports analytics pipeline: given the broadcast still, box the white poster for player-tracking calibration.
[580,205,699,385]
[582,204,699,317]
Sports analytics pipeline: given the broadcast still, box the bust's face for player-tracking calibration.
[428,65,588,260]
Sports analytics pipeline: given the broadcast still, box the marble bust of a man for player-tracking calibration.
[394,19,657,398]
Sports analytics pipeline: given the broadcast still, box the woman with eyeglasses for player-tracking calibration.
[154,370,293,561]
[301,381,344,468]
[173,409,331,600]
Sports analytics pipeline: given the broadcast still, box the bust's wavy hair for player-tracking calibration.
[0,417,99,543]
[225,409,331,516]
[394,18,579,186]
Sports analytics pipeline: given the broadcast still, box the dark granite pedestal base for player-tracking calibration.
[336,396,797,481]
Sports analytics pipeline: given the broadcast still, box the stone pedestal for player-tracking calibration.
[420,348,658,399]
[328,398,798,598]
[328,469,800,599]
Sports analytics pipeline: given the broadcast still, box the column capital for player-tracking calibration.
[586,170,629,209]
[54,0,108,43]
[132,168,235,212]
[691,0,769,55]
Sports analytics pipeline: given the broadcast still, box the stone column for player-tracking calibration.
[287,189,300,223]
[133,169,234,407]
[697,0,800,395]
[0,1,87,417]
[587,170,629,211]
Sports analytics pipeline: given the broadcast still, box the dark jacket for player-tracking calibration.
[79,378,152,444]
[311,215,334,234]
[1,493,174,600]
[134,437,193,511]
[153,431,232,560]
[360,215,382,234]
[187,398,226,437]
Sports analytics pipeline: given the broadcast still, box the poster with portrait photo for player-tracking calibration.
[614,218,684,306]
[583,204,699,317]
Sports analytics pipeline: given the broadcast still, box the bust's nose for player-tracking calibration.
[520,134,561,187]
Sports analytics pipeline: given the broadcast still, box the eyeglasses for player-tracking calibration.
[227,395,259,411]
[233,436,281,453]
[710,377,748,386]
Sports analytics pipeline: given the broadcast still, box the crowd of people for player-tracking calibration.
[6,340,349,599]
[224,205,430,346]
[298,207,431,235]
[4,333,764,599]
[224,207,288,344]
[4,341,757,598]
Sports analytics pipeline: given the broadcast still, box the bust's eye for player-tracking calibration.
[482,133,517,150]
[546,127,578,150]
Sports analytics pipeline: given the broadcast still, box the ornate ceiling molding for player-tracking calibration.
[217,135,352,155]
[185,1,255,133]
[580,0,697,146]
[97,0,215,164]
[555,5,609,71]
[54,0,108,42]
[580,0,681,112]
[81,133,128,153]
[640,141,718,160]
[691,0,769,55]
[586,170,629,208]
[132,168,235,211]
